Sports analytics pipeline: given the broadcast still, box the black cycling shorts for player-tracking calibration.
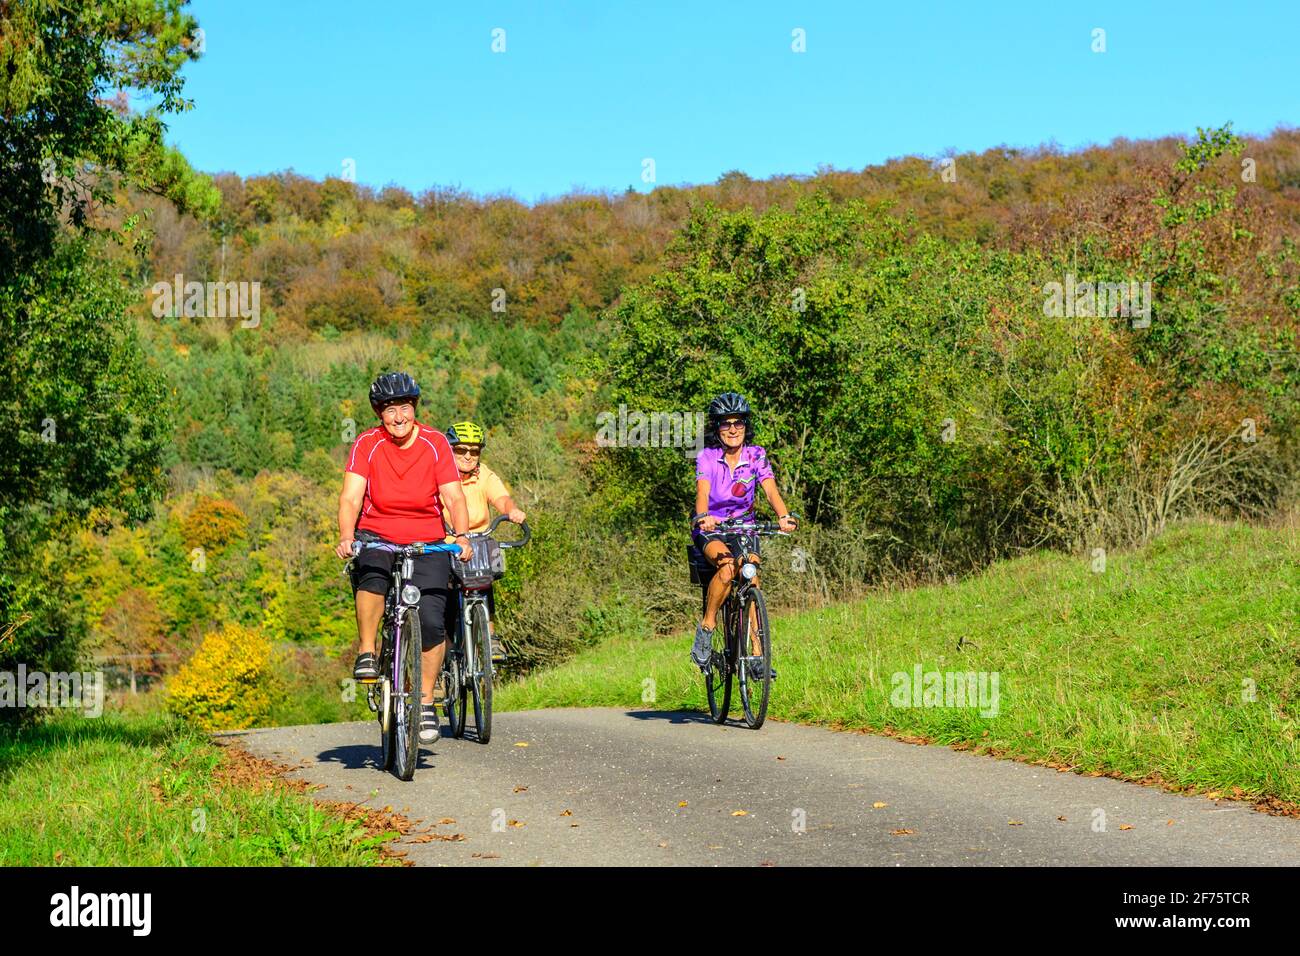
[350,530,453,650]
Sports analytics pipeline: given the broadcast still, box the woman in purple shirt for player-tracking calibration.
[690,392,797,670]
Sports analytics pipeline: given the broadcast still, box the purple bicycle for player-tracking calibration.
[351,539,460,781]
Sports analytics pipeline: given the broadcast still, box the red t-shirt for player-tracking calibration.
[345,424,461,544]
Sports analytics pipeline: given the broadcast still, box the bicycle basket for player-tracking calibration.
[454,536,506,588]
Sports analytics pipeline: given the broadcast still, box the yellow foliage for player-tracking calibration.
[166,623,283,731]
[181,497,248,553]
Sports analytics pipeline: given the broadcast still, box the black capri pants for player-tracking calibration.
[350,529,453,651]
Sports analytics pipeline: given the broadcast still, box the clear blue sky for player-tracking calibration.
[161,0,1299,204]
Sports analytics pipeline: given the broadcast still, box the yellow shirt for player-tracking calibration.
[459,462,511,533]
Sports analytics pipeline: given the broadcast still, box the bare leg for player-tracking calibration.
[355,591,385,656]
[701,540,734,631]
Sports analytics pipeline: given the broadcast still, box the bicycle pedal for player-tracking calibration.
[356,676,380,685]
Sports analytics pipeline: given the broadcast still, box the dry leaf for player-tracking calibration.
[514,742,529,748]
[1057,816,1067,822]
[507,819,525,828]
[437,817,456,825]
[872,802,888,809]
[1008,820,1023,826]
[731,810,749,817]
[891,828,915,836]
[1119,824,1133,831]
[678,801,688,808]
[759,860,776,866]
[513,785,528,793]
[1167,819,1175,826]
[471,852,500,859]
[559,809,572,817]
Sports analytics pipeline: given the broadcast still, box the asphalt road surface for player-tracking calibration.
[227,707,1300,866]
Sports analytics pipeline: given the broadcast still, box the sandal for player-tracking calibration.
[418,702,440,743]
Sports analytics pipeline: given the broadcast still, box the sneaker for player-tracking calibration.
[353,652,379,682]
[418,702,439,743]
[691,624,714,669]
[490,631,508,664]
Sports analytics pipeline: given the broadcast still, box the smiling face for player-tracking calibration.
[377,400,416,440]
[717,415,747,450]
[452,443,482,475]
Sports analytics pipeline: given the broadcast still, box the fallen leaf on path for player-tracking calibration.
[1008,820,1023,826]
[678,801,688,807]
[514,742,529,748]
[1057,816,1067,822]
[513,785,528,793]
[437,818,456,825]
[731,810,749,817]
[872,802,888,809]
[1119,824,1134,830]
[471,852,500,859]
[759,860,776,866]
[891,829,915,836]
[507,819,525,828]
[559,809,572,817]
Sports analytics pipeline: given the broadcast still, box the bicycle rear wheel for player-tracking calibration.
[736,589,771,729]
[392,607,422,780]
[444,630,467,740]
[468,600,493,744]
[704,599,735,723]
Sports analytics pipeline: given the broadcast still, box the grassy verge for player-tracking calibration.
[497,520,1300,807]
[0,711,402,865]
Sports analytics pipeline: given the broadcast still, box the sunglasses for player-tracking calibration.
[453,445,482,457]
[718,419,747,432]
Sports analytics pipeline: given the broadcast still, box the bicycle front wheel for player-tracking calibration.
[468,600,493,744]
[736,589,771,729]
[392,607,422,780]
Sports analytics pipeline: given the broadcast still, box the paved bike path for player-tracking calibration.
[227,708,1300,866]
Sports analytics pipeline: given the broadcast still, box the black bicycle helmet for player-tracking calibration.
[369,371,421,411]
[708,392,752,420]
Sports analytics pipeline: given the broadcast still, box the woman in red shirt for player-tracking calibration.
[335,372,473,744]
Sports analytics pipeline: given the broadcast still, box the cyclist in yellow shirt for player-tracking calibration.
[446,421,526,662]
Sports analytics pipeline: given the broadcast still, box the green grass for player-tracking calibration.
[497,520,1300,804]
[0,711,397,865]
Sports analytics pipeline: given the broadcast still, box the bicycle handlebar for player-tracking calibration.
[350,540,462,558]
[485,514,531,549]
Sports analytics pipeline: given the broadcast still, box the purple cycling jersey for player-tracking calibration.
[695,444,774,521]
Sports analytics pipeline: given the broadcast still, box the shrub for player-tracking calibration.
[166,623,283,730]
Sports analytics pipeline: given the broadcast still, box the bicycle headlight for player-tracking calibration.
[741,562,758,581]
[400,584,421,605]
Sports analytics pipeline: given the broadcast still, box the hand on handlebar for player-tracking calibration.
[778,514,798,533]
[336,537,355,560]
[456,538,474,561]
[508,508,526,524]
[697,514,719,533]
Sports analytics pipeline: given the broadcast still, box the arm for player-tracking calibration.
[438,480,474,561]
[336,472,367,558]
[490,492,526,525]
[760,477,797,532]
[694,479,717,532]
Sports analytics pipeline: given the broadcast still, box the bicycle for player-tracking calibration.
[442,514,530,745]
[351,538,460,781]
[688,518,793,730]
